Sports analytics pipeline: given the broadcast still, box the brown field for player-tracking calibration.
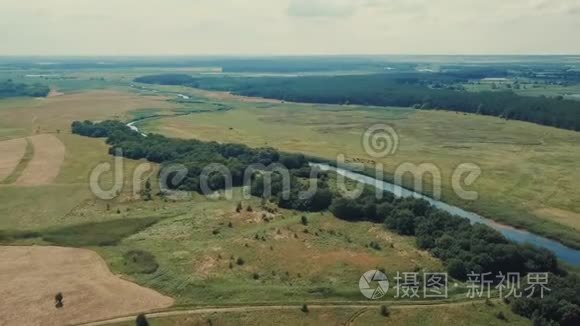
[0,90,178,138]
[0,138,26,181]
[15,135,66,186]
[0,246,174,326]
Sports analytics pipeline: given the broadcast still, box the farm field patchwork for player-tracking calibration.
[0,63,579,326]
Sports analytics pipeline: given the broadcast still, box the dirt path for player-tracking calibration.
[14,134,65,185]
[0,138,26,181]
[76,300,488,326]
[0,246,174,326]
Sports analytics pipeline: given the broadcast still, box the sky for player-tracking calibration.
[1,0,579,56]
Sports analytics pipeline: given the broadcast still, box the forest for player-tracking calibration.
[0,79,50,98]
[72,120,579,325]
[135,73,580,131]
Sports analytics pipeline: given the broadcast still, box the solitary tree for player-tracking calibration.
[380,305,390,317]
[55,292,63,308]
[142,179,153,201]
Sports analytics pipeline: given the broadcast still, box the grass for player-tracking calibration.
[138,86,580,248]
[0,137,33,184]
[122,249,160,274]
[108,302,529,326]
[0,69,562,324]
[93,188,458,305]
[42,216,162,246]
[0,82,453,306]
[0,89,180,230]
[0,216,163,247]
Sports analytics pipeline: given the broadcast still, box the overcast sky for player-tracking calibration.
[1,0,579,55]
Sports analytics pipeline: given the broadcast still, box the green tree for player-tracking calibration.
[136,314,149,326]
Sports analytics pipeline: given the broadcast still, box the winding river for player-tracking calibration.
[126,119,580,266]
[312,163,580,266]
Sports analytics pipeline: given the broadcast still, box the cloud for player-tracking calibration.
[287,0,356,18]
[0,0,579,55]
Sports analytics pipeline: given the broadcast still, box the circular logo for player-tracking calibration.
[359,270,389,300]
[362,124,399,158]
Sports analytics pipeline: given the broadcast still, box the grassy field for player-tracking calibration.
[94,187,449,305]
[0,69,561,324]
[108,302,529,326]
[0,83,448,305]
[0,85,187,229]
[134,85,580,248]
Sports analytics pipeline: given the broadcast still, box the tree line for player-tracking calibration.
[0,79,50,98]
[72,120,579,325]
[135,73,580,131]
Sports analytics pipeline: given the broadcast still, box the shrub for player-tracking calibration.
[42,217,161,247]
[123,250,159,274]
[301,304,309,313]
[136,313,149,326]
[495,311,506,321]
[380,305,390,317]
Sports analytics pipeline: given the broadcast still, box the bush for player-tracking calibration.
[301,304,309,313]
[495,311,506,321]
[380,305,390,317]
[446,259,466,280]
[236,257,245,266]
[136,313,149,326]
[123,250,159,274]
[42,217,161,247]
[369,241,382,251]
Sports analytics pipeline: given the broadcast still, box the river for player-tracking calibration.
[126,119,580,265]
[312,163,580,266]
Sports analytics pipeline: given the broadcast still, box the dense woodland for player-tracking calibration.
[135,73,580,131]
[0,79,50,98]
[73,120,579,325]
